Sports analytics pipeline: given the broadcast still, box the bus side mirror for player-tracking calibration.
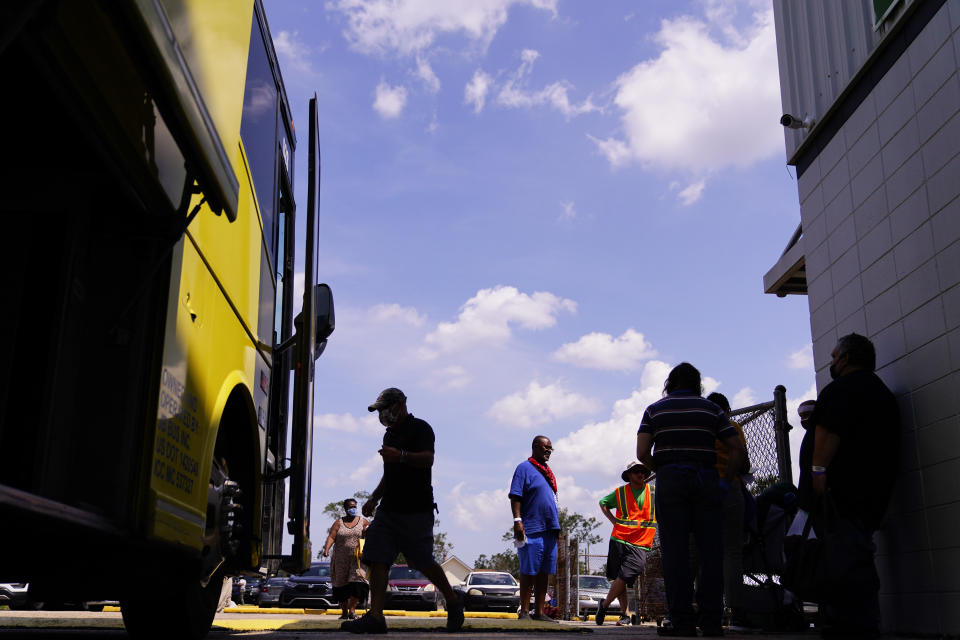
[313,283,334,360]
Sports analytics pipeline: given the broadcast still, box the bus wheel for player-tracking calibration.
[122,458,238,640]
[121,570,226,640]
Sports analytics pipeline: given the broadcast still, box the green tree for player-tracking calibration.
[474,551,520,575]
[321,490,372,521]
[558,507,603,545]
[433,519,454,562]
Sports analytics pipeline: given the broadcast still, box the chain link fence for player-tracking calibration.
[562,387,794,622]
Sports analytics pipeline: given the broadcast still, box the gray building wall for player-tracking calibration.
[774,0,960,635]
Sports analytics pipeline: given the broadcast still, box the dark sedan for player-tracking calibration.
[279,562,336,609]
[258,576,288,608]
[455,571,520,612]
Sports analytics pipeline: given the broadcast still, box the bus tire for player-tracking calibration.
[121,571,225,640]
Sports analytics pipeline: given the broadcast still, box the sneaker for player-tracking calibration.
[341,611,387,634]
[517,609,531,620]
[446,596,465,632]
[616,615,631,626]
[595,602,608,626]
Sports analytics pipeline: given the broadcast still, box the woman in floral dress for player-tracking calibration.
[321,498,370,619]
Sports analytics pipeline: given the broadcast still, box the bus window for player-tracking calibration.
[241,12,279,260]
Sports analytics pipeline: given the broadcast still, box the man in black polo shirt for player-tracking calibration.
[341,388,464,634]
[811,334,899,638]
[636,363,745,637]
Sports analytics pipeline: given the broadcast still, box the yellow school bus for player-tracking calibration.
[0,1,330,637]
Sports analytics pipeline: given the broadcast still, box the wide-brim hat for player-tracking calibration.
[621,460,653,482]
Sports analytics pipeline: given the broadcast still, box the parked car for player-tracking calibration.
[455,571,520,612]
[279,562,336,608]
[385,565,440,611]
[0,583,31,610]
[577,575,621,617]
[231,576,261,605]
[258,576,288,608]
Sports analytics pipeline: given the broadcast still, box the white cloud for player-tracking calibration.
[315,411,382,435]
[373,80,408,119]
[328,0,558,57]
[422,285,576,356]
[464,69,494,113]
[787,343,814,370]
[415,55,441,92]
[349,453,383,485]
[449,482,509,531]
[487,380,601,428]
[559,201,576,221]
[551,360,672,478]
[592,3,781,172]
[677,180,706,205]
[369,303,426,326]
[702,376,721,396]
[496,50,598,119]
[732,386,757,408]
[424,365,473,391]
[274,30,315,74]
[552,329,657,371]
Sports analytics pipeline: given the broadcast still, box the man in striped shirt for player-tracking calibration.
[636,363,746,637]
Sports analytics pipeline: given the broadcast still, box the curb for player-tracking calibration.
[218,606,519,619]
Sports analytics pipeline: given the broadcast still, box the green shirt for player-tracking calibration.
[599,484,651,549]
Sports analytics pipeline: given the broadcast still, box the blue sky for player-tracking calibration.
[262,0,817,566]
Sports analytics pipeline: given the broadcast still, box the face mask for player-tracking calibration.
[346,507,359,517]
[379,408,400,427]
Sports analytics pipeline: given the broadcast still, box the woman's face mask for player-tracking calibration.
[345,506,359,517]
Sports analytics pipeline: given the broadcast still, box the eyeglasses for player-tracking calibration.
[629,468,647,475]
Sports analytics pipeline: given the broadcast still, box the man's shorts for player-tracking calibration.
[518,531,558,576]
[605,538,647,587]
[361,509,437,570]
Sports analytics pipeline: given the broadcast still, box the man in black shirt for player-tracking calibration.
[811,334,899,638]
[341,388,464,634]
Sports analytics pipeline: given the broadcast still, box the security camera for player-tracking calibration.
[780,114,815,130]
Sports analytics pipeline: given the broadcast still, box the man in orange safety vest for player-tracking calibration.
[595,460,656,626]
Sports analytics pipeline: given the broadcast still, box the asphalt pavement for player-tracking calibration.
[0,609,920,638]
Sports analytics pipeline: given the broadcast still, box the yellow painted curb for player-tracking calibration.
[224,607,306,614]
[214,619,301,631]
[219,606,520,620]
[103,606,121,612]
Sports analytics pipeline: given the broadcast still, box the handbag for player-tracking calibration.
[781,490,877,603]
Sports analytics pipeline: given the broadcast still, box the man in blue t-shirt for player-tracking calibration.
[509,435,560,622]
